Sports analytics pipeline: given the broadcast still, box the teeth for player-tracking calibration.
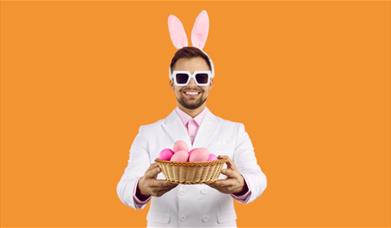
[185,91,199,95]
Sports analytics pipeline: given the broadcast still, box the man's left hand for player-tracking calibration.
[206,155,247,195]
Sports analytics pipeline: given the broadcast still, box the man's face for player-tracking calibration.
[170,57,213,110]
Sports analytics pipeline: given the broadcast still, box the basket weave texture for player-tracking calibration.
[155,157,227,184]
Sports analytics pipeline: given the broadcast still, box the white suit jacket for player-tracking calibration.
[117,108,267,227]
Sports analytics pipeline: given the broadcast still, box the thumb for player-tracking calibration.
[145,166,161,179]
[225,158,237,170]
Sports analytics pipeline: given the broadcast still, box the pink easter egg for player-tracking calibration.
[207,153,217,161]
[189,148,210,162]
[170,150,189,162]
[173,140,188,153]
[159,148,174,161]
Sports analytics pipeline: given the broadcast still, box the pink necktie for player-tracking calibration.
[187,119,198,144]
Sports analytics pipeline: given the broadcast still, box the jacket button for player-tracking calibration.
[201,215,209,222]
[200,188,207,195]
[179,216,186,222]
[179,190,186,197]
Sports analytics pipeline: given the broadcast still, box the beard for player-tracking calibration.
[177,92,207,110]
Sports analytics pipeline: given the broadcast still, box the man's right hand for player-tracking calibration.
[137,163,178,198]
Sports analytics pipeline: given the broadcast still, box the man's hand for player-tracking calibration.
[137,163,178,197]
[207,155,247,195]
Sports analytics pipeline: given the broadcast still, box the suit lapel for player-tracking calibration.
[162,109,192,148]
[192,109,221,149]
[161,108,221,149]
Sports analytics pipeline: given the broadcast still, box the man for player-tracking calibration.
[116,10,267,228]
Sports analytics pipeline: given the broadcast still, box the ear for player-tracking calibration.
[169,79,174,89]
[191,10,209,49]
[168,15,188,49]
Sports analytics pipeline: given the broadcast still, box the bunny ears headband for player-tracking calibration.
[168,10,215,78]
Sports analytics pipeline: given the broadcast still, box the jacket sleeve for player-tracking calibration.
[232,123,267,204]
[116,126,151,209]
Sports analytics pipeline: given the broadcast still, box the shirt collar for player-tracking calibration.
[175,106,209,127]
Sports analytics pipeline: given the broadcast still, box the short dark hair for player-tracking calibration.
[170,47,212,73]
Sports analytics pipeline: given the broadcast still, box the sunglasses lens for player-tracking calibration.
[195,73,209,84]
[175,73,189,84]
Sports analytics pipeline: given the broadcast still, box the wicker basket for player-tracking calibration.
[155,157,227,184]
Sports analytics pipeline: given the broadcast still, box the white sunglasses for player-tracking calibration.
[171,70,213,86]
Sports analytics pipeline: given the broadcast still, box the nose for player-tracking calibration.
[187,78,197,87]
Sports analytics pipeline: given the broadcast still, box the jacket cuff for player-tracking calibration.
[133,178,151,206]
[231,173,252,203]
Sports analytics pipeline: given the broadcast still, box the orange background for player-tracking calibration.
[1,1,390,227]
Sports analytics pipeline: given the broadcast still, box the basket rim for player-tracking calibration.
[155,157,227,167]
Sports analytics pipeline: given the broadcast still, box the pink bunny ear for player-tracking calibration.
[191,10,209,49]
[168,15,188,49]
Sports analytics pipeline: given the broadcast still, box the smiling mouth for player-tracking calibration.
[182,90,201,97]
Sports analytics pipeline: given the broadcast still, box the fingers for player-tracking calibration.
[221,168,237,178]
[207,179,238,194]
[151,180,178,188]
[144,163,159,174]
[206,181,218,188]
[225,158,237,170]
[218,155,228,160]
[149,181,178,196]
[144,164,161,179]
[141,162,179,197]
[218,156,239,180]
[217,155,237,170]
[212,179,236,188]
[149,188,167,197]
